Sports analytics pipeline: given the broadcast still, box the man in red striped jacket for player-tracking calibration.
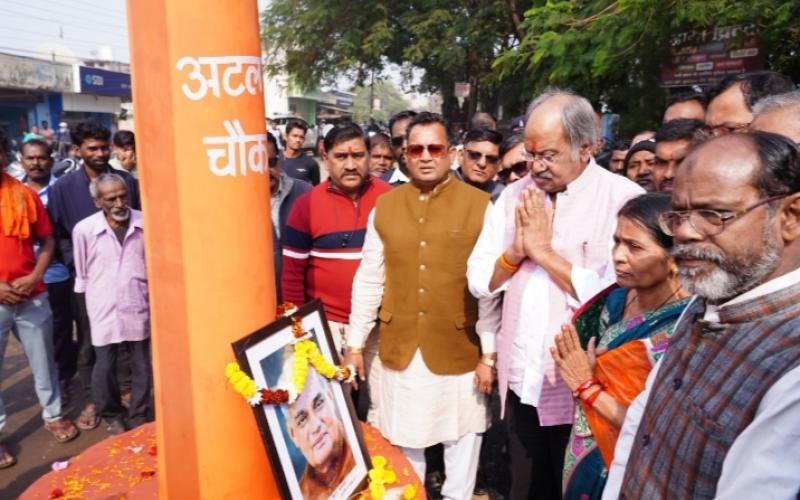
[282,123,391,354]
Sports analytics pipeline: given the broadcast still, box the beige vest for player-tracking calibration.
[374,175,490,375]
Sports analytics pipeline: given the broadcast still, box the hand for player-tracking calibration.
[474,361,496,394]
[343,351,365,390]
[0,281,24,305]
[550,323,596,393]
[518,186,554,264]
[11,274,39,298]
[507,207,527,265]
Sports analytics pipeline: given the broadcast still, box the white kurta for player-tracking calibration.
[348,210,491,448]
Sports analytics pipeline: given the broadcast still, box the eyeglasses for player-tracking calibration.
[406,143,447,159]
[391,136,405,147]
[268,156,279,168]
[703,122,749,138]
[657,194,788,236]
[521,149,562,165]
[464,149,500,165]
[497,161,529,181]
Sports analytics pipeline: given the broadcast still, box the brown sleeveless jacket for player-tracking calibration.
[373,175,490,375]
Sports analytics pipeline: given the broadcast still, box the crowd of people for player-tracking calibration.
[2,68,799,500]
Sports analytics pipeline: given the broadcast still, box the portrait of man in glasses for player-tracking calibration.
[455,128,506,202]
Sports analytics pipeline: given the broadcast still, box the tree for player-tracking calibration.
[493,0,800,135]
[261,0,532,126]
[351,80,411,123]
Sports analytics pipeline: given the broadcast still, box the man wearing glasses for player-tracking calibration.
[704,71,794,138]
[380,110,418,188]
[467,89,643,499]
[347,112,494,499]
[605,131,800,499]
[455,128,506,202]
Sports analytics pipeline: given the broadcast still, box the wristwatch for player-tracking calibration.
[479,355,497,369]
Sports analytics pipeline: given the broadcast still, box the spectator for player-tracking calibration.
[663,91,707,123]
[751,89,800,143]
[380,110,417,187]
[497,131,527,185]
[608,139,631,174]
[72,173,152,435]
[455,128,506,201]
[653,119,704,192]
[110,130,138,179]
[367,132,394,177]
[623,139,657,192]
[0,130,78,469]
[279,119,320,186]
[471,111,498,131]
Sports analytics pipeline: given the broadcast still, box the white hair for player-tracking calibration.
[753,89,800,118]
[89,172,127,199]
[525,87,599,160]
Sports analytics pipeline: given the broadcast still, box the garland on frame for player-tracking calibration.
[225,302,355,406]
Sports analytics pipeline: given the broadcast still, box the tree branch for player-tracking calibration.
[506,0,524,41]
[565,1,619,28]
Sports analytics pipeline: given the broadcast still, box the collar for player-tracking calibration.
[91,209,143,236]
[388,166,410,184]
[21,174,57,193]
[410,172,454,197]
[558,157,600,197]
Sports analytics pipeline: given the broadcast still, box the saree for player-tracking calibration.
[562,285,690,500]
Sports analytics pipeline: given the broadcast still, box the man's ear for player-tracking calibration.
[579,143,593,163]
[94,199,103,210]
[780,193,800,242]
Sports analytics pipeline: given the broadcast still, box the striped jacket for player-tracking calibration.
[619,282,800,499]
[281,177,391,322]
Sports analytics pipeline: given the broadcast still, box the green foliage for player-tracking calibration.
[351,80,412,123]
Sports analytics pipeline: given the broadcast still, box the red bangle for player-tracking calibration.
[583,388,603,408]
[573,377,600,397]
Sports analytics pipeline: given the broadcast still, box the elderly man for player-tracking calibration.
[380,110,417,187]
[467,89,643,499]
[704,71,794,137]
[604,132,800,499]
[347,112,493,499]
[279,359,355,497]
[73,174,152,434]
[455,128,505,201]
[663,92,707,123]
[282,123,391,353]
[652,119,704,192]
[751,89,800,143]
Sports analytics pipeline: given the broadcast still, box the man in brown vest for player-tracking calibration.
[346,112,495,499]
[604,131,800,499]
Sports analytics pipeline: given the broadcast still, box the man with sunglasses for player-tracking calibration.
[380,110,418,188]
[467,89,643,499]
[347,112,494,500]
[282,123,390,355]
[268,133,311,301]
[455,128,506,202]
[704,71,794,138]
[605,131,800,499]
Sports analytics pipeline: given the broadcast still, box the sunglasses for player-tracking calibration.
[497,161,529,180]
[465,149,500,165]
[391,136,405,147]
[406,143,447,159]
[268,156,279,168]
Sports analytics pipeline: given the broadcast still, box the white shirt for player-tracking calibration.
[386,167,410,185]
[603,268,800,499]
[347,210,496,353]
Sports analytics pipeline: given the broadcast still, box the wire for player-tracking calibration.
[0,45,129,64]
[45,0,127,20]
[0,26,129,51]
[0,6,129,37]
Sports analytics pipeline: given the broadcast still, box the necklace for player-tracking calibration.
[624,286,683,318]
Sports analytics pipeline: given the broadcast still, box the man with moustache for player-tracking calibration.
[48,120,140,431]
[467,89,642,499]
[652,119,704,192]
[704,71,794,137]
[455,128,506,202]
[21,139,78,394]
[380,110,417,187]
[347,112,493,499]
[278,359,355,498]
[282,123,391,354]
[604,132,800,499]
[751,90,800,143]
[608,139,631,174]
[623,139,658,192]
[72,174,152,434]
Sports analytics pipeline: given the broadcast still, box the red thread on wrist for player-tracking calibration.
[583,388,603,408]
[574,377,600,397]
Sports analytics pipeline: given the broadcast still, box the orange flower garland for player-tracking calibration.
[225,303,354,406]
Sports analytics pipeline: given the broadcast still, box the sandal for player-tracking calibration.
[44,418,79,443]
[0,443,16,469]
[77,407,100,431]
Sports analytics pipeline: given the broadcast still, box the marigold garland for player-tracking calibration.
[359,456,418,499]
[225,302,354,406]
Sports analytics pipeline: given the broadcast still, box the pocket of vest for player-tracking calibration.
[378,308,393,324]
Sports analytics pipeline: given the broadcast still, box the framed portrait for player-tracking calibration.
[231,299,370,500]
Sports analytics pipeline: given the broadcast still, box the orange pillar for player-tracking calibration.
[126,1,279,497]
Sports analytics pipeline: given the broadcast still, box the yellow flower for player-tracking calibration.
[369,482,386,499]
[402,484,417,499]
[225,362,240,378]
[371,455,387,469]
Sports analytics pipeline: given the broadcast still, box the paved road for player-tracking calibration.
[0,335,108,498]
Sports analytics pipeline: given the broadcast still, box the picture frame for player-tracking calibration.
[231,299,370,499]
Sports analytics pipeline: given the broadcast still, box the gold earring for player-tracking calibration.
[669,263,679,276]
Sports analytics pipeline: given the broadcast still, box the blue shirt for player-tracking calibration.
[47,165,141,270]
[25,174,70,284]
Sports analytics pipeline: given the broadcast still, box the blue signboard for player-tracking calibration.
[77,66,131,97]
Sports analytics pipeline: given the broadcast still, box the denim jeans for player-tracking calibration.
[0,292,63,434]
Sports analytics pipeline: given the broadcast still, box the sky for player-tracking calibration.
[0,0,269,64]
